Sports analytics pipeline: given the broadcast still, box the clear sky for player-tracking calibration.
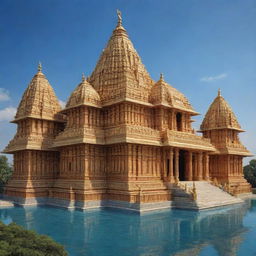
[0,0,255,164]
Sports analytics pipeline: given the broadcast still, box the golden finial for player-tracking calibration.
[160,73,164,81]
[38,62,42,72]
[218,88,221,97]
[82,73,86,82]
[117,9,122,26]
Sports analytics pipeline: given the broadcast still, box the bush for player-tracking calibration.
[0,155,13,192]
[244,159,256,188]
[0,221,68,256]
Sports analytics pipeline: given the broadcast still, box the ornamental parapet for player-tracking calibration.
[214,146,252,156]
[104,125,161,145]
[3,134,57,153]
[162,130,215,151]
[125,125,161,145]
[52,127,105,147]
[210,142,252,156]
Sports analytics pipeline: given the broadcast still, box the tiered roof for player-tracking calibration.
[89,10,154,105]
[14,63,63,122]
[149,74,197,114]
[65,74,101,110]
[200,89,243,132]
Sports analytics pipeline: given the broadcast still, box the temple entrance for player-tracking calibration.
[179,150,186,181]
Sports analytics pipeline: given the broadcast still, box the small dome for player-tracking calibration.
[200,90,242,131]
[66,75,101,109]
[149,74,196,113]
[15,64,63,122]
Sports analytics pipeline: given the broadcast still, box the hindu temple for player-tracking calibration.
[3,11,252,212]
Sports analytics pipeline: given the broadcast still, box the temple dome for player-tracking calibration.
[149,74,196,114]
[15,64,63,122]
[89,11,154,105]
[66,75,101,109]
[200,89,242,131]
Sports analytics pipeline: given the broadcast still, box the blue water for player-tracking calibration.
[1,200,256,256]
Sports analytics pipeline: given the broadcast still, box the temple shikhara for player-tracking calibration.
[3,12,252,211]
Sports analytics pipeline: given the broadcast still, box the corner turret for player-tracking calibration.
[200,90,252,194]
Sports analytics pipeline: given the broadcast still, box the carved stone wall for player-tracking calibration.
[5,150,59,198]
[4,14,252,206]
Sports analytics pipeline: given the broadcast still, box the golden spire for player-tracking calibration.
[200,91,242,132]
[14,63,63,122]
[82,73,86,82]
[38,62,42,72]
[218,88,221,97]
[117,9,122,26]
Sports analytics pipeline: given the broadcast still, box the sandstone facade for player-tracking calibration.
[3,12,252,209]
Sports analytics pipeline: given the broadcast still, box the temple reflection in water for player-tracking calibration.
[0,200,252,256]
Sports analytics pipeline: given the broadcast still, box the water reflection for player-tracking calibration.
[0,200,253,256]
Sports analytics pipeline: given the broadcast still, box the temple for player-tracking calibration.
[3,11,252,211]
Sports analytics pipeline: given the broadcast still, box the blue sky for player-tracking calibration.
[0,0,255,164]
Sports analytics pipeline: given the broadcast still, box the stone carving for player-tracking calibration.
[3,12,251,205]
[200,89,242,132]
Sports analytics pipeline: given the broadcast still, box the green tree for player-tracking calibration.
[0,155,13,192]
[244,159,256,188]
[0,221,68,256]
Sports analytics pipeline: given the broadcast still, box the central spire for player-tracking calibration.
[89,11,153,105]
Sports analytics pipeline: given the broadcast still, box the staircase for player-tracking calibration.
[171,181,243,210]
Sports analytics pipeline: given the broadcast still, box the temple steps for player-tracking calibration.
[171,181,243,210]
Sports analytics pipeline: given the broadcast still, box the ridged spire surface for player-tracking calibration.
[149,74,196,113]
[66,74,101,109]
[89,11,154,105]
[200,91,242,131]
[15,64,63,122]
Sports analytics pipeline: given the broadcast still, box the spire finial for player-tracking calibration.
[160,73,164,81]
[38,62,42,72]
[218,88,221,97]
[82,73,86,82]
[117,9,122,26]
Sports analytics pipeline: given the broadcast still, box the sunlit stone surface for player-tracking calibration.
[2,11,252,211]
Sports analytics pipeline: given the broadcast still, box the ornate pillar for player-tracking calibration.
[168,148,174,182]
[128,145,132,177]
[174,148,179,181]
[162,148,166,179]
[194,153,198,180]
[132,145,137,177]
[198,152,203,180]
[137,146,142,178]
[203,153,210,180]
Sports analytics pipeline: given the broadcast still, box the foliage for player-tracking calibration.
[244,159,256,188]
[0,155,13,192]
[0,221,68,256]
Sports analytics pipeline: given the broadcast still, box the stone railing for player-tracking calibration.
[163,130,213,150]
[210,178,237,196]
[126,125,160,140]
[105,125,161,144]
[175,181,197,201]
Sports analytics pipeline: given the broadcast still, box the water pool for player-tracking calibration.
[0,200,256,256]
